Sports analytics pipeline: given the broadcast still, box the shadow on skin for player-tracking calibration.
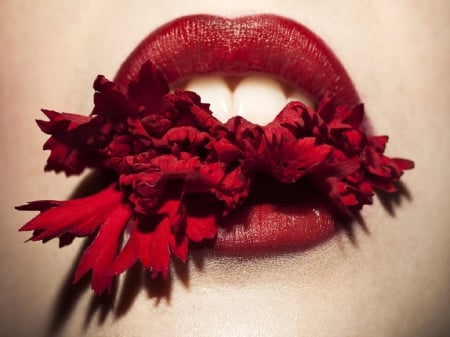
[339,181,412,247]
[376,181,412,217]
[46,171,411,335]
[46,169,205,336]
[339,212,368,248]
[47,241,200,336]
[47,238,92,335]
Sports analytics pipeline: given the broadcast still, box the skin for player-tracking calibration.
[1,1,449,336]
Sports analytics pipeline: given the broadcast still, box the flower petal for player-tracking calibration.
[109,216,172,279]
[18,185,124,241]
[74,200,133,294]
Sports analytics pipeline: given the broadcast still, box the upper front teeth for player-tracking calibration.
[233,75,287,125]
[184,75,315,124]
[183,76,232,123]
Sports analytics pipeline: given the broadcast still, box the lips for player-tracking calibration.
[115,15,360,107]
[113,14,361,254]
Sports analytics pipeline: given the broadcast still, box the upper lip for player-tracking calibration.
[115,15,360,107]
[115,14,361,254]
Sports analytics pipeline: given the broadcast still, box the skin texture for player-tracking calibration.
[0,1,449,336]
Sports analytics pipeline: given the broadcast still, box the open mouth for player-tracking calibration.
[113,14,361,254]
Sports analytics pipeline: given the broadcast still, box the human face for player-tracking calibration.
[1,1,449,337]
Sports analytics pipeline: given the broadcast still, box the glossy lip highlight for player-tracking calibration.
[114,14,361,254]
[213,174,342,255]
[115,15,360,107]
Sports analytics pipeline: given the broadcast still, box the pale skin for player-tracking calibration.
[1,1,449,336]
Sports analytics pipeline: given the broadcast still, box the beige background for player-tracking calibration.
[1,1,449,336]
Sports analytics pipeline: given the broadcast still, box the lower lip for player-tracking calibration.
[115,15,360,254]
[213,177,341,255]
[215,203,337,255]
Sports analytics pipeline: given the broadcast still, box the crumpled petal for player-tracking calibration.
[37,110,95,175]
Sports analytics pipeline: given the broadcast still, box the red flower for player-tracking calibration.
[17,62,414,294]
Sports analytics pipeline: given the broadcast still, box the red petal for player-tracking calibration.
[109,216,172,279]
[127,62,170,116]
[19,185,124,241]
[38,109,107,175]
[186,212,218,242]
[394,158,415,171]
[169,233,189,263]
[74,201,132,294]
[92,75,131,120]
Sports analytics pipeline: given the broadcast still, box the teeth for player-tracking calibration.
[286,89,316,108]
[233,75,287,125]
[184,75,314,124]
[185,76,232,122]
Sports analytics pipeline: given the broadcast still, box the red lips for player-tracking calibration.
[114,15,361,254]
[115,15,360,107]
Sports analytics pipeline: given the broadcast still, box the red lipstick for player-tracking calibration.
[114,15,360,254]
[213,175,340,254]
[115,15,360,107]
